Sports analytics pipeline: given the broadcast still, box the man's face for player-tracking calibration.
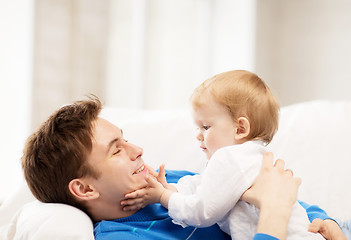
[86,118,148,206]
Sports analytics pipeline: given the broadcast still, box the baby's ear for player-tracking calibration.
[234,117,250,141]
[68,178,100,201]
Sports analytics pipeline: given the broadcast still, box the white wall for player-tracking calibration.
[31,0,109,129]
[0,0,33,201]
[105,0,257,109]
[105,0,351,109]
[255,0,351,106]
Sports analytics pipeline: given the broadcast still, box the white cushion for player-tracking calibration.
[0,180,35,227]
[268,100,351,221]
[0,201,94,240]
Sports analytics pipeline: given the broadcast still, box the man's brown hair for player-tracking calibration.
[22,96,102,212]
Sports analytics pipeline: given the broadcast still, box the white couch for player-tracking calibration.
[0,100,350,239]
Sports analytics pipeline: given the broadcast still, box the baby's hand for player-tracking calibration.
[156,164,168,187]
[121,174,166,211]
[146,164,177,192]
[308,219,346,240]
[145,164,167,187]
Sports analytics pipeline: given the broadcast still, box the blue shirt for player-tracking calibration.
[94,170,331,240]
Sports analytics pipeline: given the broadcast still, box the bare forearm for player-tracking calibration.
[257,205,292,240]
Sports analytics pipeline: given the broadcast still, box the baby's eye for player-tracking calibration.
[124,139,128,142]
[202,126,210,130]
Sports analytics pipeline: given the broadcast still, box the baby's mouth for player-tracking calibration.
[133,165,145,175]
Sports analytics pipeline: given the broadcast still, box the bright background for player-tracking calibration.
[1,0,351,201]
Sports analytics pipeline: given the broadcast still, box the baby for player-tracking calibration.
[123,70,339,239]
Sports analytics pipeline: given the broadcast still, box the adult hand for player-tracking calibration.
[241,152,301,240]
[309,219,346,240]
[241,152,301,210]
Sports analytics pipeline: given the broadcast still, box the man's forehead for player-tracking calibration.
[92,118,123,141]
[95,117,120,128]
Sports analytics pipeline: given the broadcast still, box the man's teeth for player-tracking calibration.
[134,165,144,174]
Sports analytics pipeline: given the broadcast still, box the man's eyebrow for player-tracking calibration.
[106,129,123,153]
[107,138,119,153]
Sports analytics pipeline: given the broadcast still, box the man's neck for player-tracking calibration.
[88,200,139,222]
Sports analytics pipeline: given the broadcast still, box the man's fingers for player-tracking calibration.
[262,152,274,170]
[285,169,293,176]
[295,177,302,186]
[308,218,323,233]
[274,158,286,171]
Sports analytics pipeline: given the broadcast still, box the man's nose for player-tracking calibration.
[126,142,143,161]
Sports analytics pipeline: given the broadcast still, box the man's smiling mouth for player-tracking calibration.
[133,165,145,174]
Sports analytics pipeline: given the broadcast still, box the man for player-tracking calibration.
[22,96,340,240]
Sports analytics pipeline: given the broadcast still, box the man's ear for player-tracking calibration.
[68,178,100,201]
[234,117,250,141]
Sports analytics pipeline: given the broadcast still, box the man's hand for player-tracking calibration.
[241,152,301,210]
[241,152,301,240]
[309,219,346,240]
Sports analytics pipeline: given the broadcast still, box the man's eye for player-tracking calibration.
[203,126,210,130]
[113,149,121,155]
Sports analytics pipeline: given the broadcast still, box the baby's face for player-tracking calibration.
[192,98,238,159]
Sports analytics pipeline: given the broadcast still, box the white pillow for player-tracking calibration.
[0,179,35,227]
[0,201,94,240]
